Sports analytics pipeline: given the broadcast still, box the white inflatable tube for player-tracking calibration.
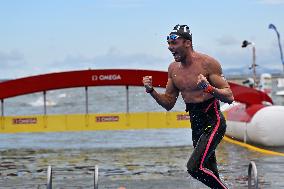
[225,105,284,146]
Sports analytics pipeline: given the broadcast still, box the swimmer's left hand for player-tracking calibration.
[197,74,210,89]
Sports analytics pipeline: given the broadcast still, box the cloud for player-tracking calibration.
[0,50,24,65]
[3,44,282,80]
[102,0,148,8]
[51,44,283,77]
[216,35,239,46]
[0,46,170,79]
[198,39,283,74]
[93,48,168,70]
[48,47,169,73]
[257,0,284,4]
[0,50,29,79]
[0,50,27,76]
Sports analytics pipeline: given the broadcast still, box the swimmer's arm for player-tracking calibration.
[150,77,179,111]
[209,82,234,104]
[207,61,234,104]
[150,64,179,111]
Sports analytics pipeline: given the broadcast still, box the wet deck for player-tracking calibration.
[0,177,213,189]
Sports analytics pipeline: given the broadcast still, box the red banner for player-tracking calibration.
[96,116,119,122]
[176,114,190,121]
[13,118,37,124]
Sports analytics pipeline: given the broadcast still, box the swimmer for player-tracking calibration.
[142,24,234,189]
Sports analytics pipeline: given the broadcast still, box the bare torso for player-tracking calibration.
[169,52,214,103]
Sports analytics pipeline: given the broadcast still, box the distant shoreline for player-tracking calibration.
[226,73,284,80]
[1,73,283,83]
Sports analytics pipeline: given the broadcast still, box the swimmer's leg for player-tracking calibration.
[187,102,227,189]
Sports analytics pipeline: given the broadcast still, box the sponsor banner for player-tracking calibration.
[92,74,121,81]
[96,116,119,122]
[176,114,190,121]
[13,117,37,124]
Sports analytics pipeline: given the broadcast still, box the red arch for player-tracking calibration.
[0,69,167,99]
[0,69,273,105]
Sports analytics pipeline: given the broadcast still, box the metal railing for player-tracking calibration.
[46,165,99,189]
[46,162,258,188]
[248,161,258,189]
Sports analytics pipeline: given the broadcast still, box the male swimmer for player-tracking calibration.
[142,24,234,189]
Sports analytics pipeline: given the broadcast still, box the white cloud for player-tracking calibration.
[0,46,170,79]
[48,47,168,72]
[216,35,239,46]
[103,0,148,8]
[257,0,284,4]
[0,50,24,64]
[0,50,54,79]
[0,50,27,78]
[2,43,283,79]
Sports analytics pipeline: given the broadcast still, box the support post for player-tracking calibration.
[47,165,52,189]
[94,165,99,189]
[126,86,129,113]
[85,86,89,114]
[43,91,47,115]
[248,161,258,189]
[1,99,3,117]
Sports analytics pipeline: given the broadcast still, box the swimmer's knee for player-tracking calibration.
[186,161,198,174]
[187,168,199,180]
[187,168,195,175]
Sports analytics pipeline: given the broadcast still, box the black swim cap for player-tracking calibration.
[168,24,192,41]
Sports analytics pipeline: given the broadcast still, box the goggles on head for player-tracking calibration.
[167,34,181,41]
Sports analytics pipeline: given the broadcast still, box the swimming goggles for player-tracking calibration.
[167,34,181,41]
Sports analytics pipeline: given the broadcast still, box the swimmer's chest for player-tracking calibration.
[171,65,208,91]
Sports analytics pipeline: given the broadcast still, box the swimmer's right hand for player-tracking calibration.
[142,76,154,93]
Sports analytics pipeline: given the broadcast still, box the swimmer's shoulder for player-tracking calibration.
[168,61,179,77]
[197,52,222,73]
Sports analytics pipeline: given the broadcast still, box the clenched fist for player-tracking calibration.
[197,74,210,89]
[142,76,154,93]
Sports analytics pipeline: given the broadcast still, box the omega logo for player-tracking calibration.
[92,74,121,81]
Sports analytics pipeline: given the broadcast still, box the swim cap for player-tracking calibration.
[168,24,192,41]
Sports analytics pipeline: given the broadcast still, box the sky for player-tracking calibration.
[0,0,284,79]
